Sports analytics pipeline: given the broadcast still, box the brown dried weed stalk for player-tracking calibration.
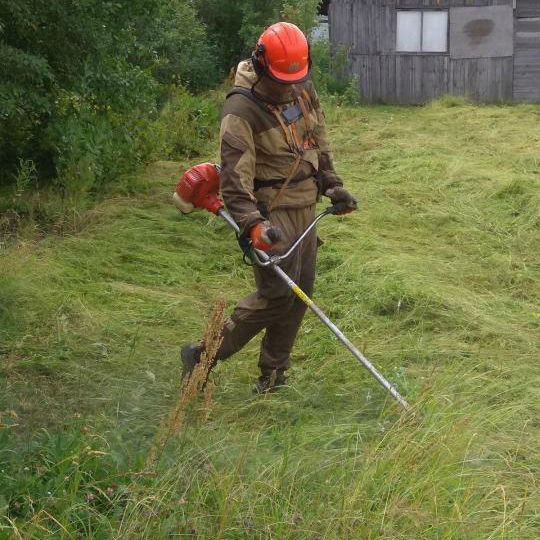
[145,300,225,469]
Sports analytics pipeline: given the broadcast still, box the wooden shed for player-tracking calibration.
[328,0,540,103]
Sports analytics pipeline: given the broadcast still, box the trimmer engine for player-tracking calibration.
[173,162,223,215]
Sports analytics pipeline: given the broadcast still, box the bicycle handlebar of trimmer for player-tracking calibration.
[248,206,335,268]
[248,203,354,267]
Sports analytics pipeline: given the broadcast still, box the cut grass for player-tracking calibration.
[1,99,539,539]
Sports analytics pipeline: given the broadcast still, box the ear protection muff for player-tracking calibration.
[251,43,267,77]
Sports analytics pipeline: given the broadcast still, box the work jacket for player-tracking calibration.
[220,59,342,235]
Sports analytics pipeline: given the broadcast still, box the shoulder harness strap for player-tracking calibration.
[226,86,272,114]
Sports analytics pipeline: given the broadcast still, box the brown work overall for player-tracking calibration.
[215,60,342,377]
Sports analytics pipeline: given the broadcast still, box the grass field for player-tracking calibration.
[1,98,539,539]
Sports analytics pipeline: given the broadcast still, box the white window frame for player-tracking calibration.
[396,9,449,54]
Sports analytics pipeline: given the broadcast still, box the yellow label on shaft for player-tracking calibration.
[292,285,313,306]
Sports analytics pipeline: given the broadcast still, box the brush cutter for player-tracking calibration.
[173,163,411,411]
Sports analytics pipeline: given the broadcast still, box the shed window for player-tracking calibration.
[396,10,448,53]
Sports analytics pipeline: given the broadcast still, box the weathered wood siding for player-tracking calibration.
[516,0,540,18]
[513,1,540,101]
[329,0,534,104]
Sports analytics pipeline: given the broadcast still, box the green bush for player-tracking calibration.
[0,0,353,236]
[311,39,357,100]
[194,0,320,75]
[194,0,281,74]
[146,1,220,91]
[281,0,321,36]
[0,0,220,201]
[0,43,56,183]
[150,87,221,160]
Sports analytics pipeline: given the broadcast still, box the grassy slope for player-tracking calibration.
[1,99,539,539]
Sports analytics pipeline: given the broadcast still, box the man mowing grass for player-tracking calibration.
[181,22,357,393]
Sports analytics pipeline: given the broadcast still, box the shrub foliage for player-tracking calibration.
[0,0,324,206]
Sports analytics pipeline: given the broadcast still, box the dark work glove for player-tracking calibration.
[325,186,358,215]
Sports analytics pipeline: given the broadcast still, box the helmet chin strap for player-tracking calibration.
[250,75,262,97]
[251,75,300,105]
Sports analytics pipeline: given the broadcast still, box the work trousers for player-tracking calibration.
[215,204,317,376]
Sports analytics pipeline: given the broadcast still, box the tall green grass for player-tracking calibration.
[1,100,539,539]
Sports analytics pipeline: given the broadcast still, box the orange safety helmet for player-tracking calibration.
[252,22,311,84]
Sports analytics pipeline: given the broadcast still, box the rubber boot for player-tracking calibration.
[180,343,203,379]
[253,371,287,394]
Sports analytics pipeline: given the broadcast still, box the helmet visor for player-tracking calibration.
[266,63,311,84]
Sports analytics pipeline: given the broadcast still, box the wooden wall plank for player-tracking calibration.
[513,16,540,101]
[516,0,540,18]
[421,56,449,101]
[329,0,353,48]
[449,57,513,101]
[394,55,424,104]
[382,4,396,53]
[353,55,370,102]
[350,53,513,104]
[380,55,397,102]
